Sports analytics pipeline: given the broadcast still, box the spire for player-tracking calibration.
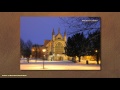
[52,28,55,35]
[64,29,66,36]
[64,29,67,42]
[58,27,60,34]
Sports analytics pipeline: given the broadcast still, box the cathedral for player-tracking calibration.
[31,28,98,62]
[31,28,72,61]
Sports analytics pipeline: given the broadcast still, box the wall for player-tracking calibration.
[0,12,120,78]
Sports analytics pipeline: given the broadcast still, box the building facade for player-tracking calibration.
[45,28,71,61]
[31,28,72,61]
[31,28,99,62]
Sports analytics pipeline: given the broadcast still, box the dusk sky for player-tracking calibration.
[20,17,100,45]
[20,17,66,45]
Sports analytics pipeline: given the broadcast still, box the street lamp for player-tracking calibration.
[95,50,98,53]
[95,49,99,64]
[42,48,46,69]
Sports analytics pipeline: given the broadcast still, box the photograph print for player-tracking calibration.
[20,17,101,70]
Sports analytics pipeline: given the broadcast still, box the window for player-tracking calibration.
[55,42,64,54]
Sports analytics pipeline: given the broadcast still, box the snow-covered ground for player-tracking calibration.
[20,59,101,70]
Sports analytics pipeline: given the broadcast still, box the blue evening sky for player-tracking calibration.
[20,17,100,45]
[20,17,66,45]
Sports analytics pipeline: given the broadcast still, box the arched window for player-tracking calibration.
[55,42,64,54]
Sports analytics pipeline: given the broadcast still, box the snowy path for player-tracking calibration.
[20,59,101,70]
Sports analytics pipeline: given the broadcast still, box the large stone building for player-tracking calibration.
[31,28,71,61]
[31,28,99,62]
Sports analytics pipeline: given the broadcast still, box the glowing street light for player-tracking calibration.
[32,48,35,52]
[95,50,98,53]
[95,49,99,64]
[42,49,46,53]
[42,48,46,69]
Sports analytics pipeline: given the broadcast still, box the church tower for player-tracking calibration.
[52,28,55,55]
[64,30,67,43]
[49,27,69,61]
[52,28,55,41]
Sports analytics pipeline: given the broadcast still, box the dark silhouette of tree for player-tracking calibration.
[87,30,101,64]
[24,40,33,63]
[60,17,101,63]
[65,33,87,62]
[20,38,25,57]
[20,39,33,63]
[65,30,100,63]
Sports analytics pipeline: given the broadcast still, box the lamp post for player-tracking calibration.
[95,49,99,64]
[42,49,46,69]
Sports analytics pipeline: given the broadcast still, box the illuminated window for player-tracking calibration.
[55,42,64,54]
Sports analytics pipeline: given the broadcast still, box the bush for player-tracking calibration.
[72,57,77,63]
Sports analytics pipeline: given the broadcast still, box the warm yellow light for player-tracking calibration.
[42,49,46,52]
[32,49,35,51]
[95,50,98,52]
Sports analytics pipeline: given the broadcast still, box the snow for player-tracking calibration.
[20,59,101,70]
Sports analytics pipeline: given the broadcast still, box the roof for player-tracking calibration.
[55,33,63,38]
[44,40,51,46]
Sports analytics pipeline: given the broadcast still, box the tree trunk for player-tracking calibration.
[78,56,81,62]
[96,53,99,64]
[27,57,29,63]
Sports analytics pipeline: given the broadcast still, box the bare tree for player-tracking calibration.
[20,39,33,63]
[25,40,33,63]
[59,17,100,37]
[20,38,25,57]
